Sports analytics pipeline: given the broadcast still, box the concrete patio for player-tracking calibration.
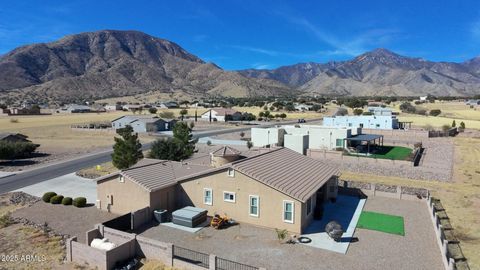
[300,194,366,253]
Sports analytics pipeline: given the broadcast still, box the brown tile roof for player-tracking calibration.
[231,148,340,202]
[210,146,241,157]
[121,159,211,192]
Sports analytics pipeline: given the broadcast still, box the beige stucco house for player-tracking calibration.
[96,147,339,234]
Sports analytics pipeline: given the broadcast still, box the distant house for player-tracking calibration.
[367,107,393,116]
[96,147,340,234]
[201,108,241,122]
[104,104,123,111]
[62,104,92,113]
[111,115,177,133]
[0,133,31,143]
[158,102,179,109]
[466,99,480,106]
[419,96,428,102]
[294,104,312,111]
[8,106,41,115]
[323,115,399,130]
[121,104,144,112]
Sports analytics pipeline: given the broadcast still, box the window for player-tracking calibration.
[249,195,259,217]
[119,175,125,183]
[376,124,380,128]
[203,188,212,205]
[306,197,312,215]
[227,168,235,177]
[359,123,364,128]
[283,200,294,223]
[335,139,343,147]
[223,191,236,203]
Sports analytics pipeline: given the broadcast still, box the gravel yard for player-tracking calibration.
[11,201,117,243]
[137,196,443,270]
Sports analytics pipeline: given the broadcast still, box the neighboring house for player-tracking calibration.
[122,104,144,112]
[466,99,480,106]
[8,106,41,115]
[104,104,123,111]
[111,115,177,133]
[323,115,399,130]
[96,147,339,234]
[294,104,312,111]
[0,133,31,143]
[61,104,92,113]
[158,102,179,109]
[201,108,241,122]
[252,125,359,151]
[419,96,428,102]
[367,107,393,116]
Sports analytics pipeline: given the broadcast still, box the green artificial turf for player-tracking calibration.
[357,211,405,236]
[350,146,413,160]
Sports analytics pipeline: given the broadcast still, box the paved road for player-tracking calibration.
[0,118,321,193]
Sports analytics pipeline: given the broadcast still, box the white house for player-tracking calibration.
[367,107,393,116]
[251,125,359,151]
[201,108,241,122]
[323,115,399,130]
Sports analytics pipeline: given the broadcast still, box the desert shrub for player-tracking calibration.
[415,109,427,115]
[73,197,87,208]
[0,141,39,160]
[206,140,212,146]
[61,197,73,205]
[50,195,64,204]
[148,107,157,114]
[353,108,363,115]
[459,121,466,131]
[429,109,442,116]
[362,111,373,115]
[0,213,12,228]
[399,102,416,113]
[275,228,288,242]
[10,118,19,123]
[246,141,253,149]
[42,192,57,203]
[442,124,451,132]
[158,111,175,119]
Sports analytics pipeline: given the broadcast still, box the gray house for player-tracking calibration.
[111,116,177,133]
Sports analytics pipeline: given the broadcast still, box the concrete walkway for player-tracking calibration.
[301,195,366,254]
[16,173,97,203]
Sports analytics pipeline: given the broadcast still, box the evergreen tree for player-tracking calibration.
[452,120,456,127]
[148,122,197,161]
[112,125,143,169]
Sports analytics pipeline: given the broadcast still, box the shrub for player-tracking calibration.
[50,195,64,204]
[206,140,212,146]
[42,192,57,203]
[0,141,39,160]
[246,141,253,149]
[275,228,289,242]
[429,109,442,116]
[10,118,19,123]
[353,108,363,115]
[148,107,157,114]
[61,197,73,205]
[73,197,87,208]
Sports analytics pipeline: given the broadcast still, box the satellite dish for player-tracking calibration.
[325,221,344,241]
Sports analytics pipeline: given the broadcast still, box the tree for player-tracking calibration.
[284,103,295,112]
[353,108,363,115]
[148,122,196,161]
[258,111,265,118]
[112,126,143,169]
[0,141,39,160]
[452,120,456,127]
[311,104,322,112]
[240,131,245,138]
[459,121,466,131]
[429,109,442,116]
[246,141,253,149]
[279,113,287,120]
[179,109,188,121]
[159,111,175,119]
[399,102,416,113]
[148,107,157,114]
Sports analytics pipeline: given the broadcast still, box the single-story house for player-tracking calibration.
[111,115,177,133]
[323,115,399,130]
[104,104,123,111]
[0,133,31,143]
[158,102,179,109]
[61,104,92,113]
[294,104,312,111]
[201,108,241,122]
[96,147,340,234]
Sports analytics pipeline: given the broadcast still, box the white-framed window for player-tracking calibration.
[227,168,235,177]
[119,175,125,183]
[223,191,236,203]
[249,195,259,217]
[283,200,294,223]
[306,197,312,216]
[203,188,212,205]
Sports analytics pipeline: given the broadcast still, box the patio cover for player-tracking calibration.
[344,134,383,142]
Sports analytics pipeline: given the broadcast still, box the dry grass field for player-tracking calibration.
[341,135,480,269]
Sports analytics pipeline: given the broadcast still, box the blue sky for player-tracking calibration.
[1,0,480,70]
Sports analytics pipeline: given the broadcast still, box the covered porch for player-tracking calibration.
[343,134,384,156]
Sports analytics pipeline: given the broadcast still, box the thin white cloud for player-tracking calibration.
[251,63,271,69]
[230,45,280,56]
[193,34,208,42]
[470,17,480,41]
[276,11,400,56]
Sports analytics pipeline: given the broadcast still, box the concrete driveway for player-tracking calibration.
[16,173,97,203]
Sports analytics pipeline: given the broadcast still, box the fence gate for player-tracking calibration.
[173,245,209,268]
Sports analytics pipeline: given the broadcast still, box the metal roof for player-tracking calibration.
[231,148,339,202]
[344,134,383,142]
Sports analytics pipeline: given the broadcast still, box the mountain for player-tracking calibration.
[0,30,290,103]
[240,48,480,96]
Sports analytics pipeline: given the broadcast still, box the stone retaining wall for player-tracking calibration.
[338,179,429,200]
